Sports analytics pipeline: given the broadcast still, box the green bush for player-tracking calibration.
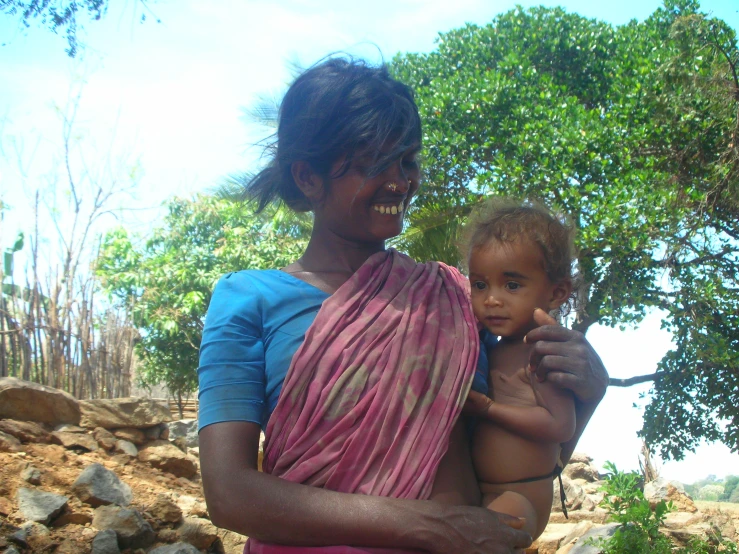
[591,462,738,553]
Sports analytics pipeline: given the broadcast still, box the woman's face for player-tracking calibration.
[314,145,421,244]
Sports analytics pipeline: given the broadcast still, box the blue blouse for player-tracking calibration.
[198,270,493,431]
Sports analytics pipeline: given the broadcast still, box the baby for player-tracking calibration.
[464,197,577,539]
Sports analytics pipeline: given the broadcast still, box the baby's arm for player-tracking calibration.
[467,382,576,444]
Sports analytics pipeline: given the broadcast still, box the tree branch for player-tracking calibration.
[609,373,659,387]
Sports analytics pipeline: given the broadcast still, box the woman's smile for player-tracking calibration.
[372,200,405,215]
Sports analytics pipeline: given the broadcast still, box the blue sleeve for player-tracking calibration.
[471,329,498,395]
[198,273,267,431]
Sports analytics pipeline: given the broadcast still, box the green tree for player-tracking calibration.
[96,195,307,415]
[390,1,739,459]
[721,475,739,502]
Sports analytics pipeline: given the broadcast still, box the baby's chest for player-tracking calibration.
[490,367,538,406]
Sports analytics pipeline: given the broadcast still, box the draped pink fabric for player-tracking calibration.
[246,249,479,554]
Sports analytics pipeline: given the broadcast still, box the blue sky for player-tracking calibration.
[1,0,738,482]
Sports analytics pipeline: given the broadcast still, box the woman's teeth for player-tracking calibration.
[372,201,404,215]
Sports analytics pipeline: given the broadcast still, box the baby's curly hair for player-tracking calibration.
[462,196,577,290]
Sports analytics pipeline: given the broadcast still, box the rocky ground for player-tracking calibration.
[1,376,737,554]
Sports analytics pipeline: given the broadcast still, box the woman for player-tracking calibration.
[198,57,608,554]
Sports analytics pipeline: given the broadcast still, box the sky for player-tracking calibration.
[1,0,738,484]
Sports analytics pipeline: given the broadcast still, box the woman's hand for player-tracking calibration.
[428,504,532,554]
[524,308,609,405]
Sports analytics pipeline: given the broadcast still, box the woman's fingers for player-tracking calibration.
[524,309,608,404]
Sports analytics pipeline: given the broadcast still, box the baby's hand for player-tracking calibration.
[463,390,495,418]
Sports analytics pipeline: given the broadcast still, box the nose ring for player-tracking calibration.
[386,182,398,192]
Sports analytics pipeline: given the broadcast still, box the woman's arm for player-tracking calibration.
[200,421,532,554]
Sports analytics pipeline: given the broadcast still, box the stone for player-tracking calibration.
[52,510,94,526]
[0,496,13,516]
[4,546,21,554]
[563,462,600,483]
[25,443,67,464]
[167,419,199,448]
[94,427,117,450]
[568,452,593,465]
[52,430,99,451]
[114,439,138,457]
[21,464,42,485]
[54,423,87,433]
[0,431,23,453]
[176,516,219,549]
[91,529,121,554]
[564,523,620,553]
[72,463,133,507]
[143,423,167,441]
[138,440,197,478]
[217,528,248,554]
[553,476,586,513]
[148,495,182,523]
[16,487,68,525]
[560,521,595,549]
[174,495,208,518]
[644,477,698,513]
[112,427,147,445]
[80,398,172,429]
[12,521,51,552]
[0,419,52,443]
[92,505,155,549]
[532,522,578,554]
[0,377,81,425]
[149,543,201,554]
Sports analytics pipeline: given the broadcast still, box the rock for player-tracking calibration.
[563,462,600,483]
[72,463,133,507]
[114,439,138,457]
[25,443,67,464]
[217,528,248,554]
[54,423,87,433]
[174,495,208,518]
[52,430,99,451]
[12,521,51,552]
[149,543,201,554]
[52,510,94,526]
[148,495,182,523]
[644,477,698,513]
[138,440,197,478]
[568,452,593,465]
[4,545,21,554]
[91,529,121,554]
[562,522,620,553]
[0,377,81,425]
[0,419,52,443]
[94,427,117,450]
[176,516,219,549]
[167,419,198,448]
[553,476,586,513]
[533,522,578,554]
[92,505,155,549]
[144,423,168,441]
[0,430,23,453]
[560,521,595,549]
[80,398,172,429]
[0,496,13,516]
[21,464,42,485]
[112,428,147,445]
[16,487,68,524]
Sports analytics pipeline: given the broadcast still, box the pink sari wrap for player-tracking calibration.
[246,249,479,554]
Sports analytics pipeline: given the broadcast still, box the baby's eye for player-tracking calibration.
[472,281,487,291]
[505,281,521,291]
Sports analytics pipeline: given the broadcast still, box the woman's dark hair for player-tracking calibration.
[246,56,422,212]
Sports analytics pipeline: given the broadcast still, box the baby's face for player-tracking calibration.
[468,239,566,341]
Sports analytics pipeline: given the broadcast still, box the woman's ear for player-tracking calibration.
[291,161,324,204]
[549,279,573,310]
